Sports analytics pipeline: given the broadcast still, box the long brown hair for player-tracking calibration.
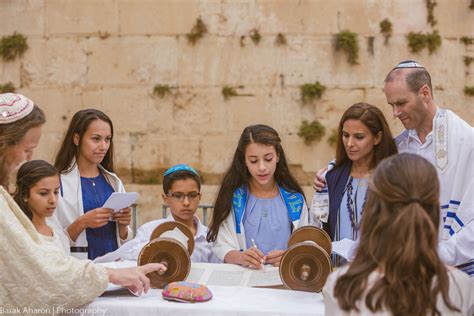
[54,109,115,173]
[0,105,46,187]
[207,124,304,242]
[13,160,59,220]
[335,103,397,169]
[333,153,460,315]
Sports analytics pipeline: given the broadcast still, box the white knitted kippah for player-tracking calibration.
[393,60,425,69]
[0,93,34,124]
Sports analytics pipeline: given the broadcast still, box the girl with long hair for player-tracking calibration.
[312,103,397,251]
[323,153,472,315]
[13,160,70,254]
[54,109,132,260]
[207,124,308,268]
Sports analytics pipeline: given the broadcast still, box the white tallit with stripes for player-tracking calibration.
[396,108,474,273]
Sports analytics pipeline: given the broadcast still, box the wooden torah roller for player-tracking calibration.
[138,221,195,288]
[280,226,332,292]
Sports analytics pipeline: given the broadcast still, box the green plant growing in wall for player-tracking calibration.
[0,32,28,62]
[335,30,359,65]
[407,31,441,54]
[460,36,474,45]
[275,33,287,46]
[153,84,172,98]
[407,32,426,53]
[379,18,392,44]
[464,56,474,67]
[250,29,261,45]
[298,120,326,145]
[465,86,474,96]
[0,82,15,93]
[425,0,437,27]
[300,82,326,104]
[327,129,338,147]
[426,31,441,54]
[222,86,238,100]
[221,85,254,101]
[186,18,208,45]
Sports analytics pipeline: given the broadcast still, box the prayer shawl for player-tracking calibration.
[396,109,474,274]
[212,185,308,262]
[55,162,132,259]
[0,186,108,309]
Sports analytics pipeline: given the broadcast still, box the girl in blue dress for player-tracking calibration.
[207,124,309,269]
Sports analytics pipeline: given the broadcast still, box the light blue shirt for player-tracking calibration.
[243,193,292,255]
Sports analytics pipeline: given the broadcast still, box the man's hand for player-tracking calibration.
[313,167,328,191]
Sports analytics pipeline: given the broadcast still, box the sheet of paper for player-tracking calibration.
[102,192,139,212]
[187,262,282,287]
[331,238,355,260]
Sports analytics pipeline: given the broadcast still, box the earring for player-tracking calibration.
[23,198,28,203]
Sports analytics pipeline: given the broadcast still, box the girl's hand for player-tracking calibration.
[241,247,265,269]
[112,207,132,226]
[114,207,132,240]
[80,208,113,228]
[265,250,285,267]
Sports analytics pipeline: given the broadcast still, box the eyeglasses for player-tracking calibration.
[167,191,201,202]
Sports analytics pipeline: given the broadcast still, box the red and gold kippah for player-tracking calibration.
[0,93,34,124]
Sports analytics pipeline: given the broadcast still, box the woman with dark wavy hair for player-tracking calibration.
[310,103,397,266]
[207,124,308,268]
[323,153,472,315]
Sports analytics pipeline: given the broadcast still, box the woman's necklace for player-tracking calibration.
[85,174,101,207]
[345,176,365,232]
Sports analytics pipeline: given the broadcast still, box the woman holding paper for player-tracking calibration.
[54,109,132,259]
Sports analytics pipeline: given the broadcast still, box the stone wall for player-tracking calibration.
[1,0,473,226]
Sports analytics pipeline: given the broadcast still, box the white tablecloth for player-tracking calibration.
[63,286,325,316]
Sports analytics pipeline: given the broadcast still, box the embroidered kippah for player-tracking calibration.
[393,60,425,69]
[0,93,34,124]
[162,281,212,303]
[164,164,199,177]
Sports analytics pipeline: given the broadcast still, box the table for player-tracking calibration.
[65,286,325,316]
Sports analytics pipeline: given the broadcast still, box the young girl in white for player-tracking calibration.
[14,160,70,254]
[207,125,309,268]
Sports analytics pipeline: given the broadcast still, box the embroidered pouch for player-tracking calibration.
[162,281,212,303]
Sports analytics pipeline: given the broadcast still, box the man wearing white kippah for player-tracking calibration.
[313,61,473,276]
[383,61,473,276]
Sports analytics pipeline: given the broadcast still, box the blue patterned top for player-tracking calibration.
[243,193,292,255]
[81,172,117,260]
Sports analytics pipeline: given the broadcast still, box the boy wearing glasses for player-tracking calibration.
[98,164,219,263]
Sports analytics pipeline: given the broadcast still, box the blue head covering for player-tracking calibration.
[163,164,199,177]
